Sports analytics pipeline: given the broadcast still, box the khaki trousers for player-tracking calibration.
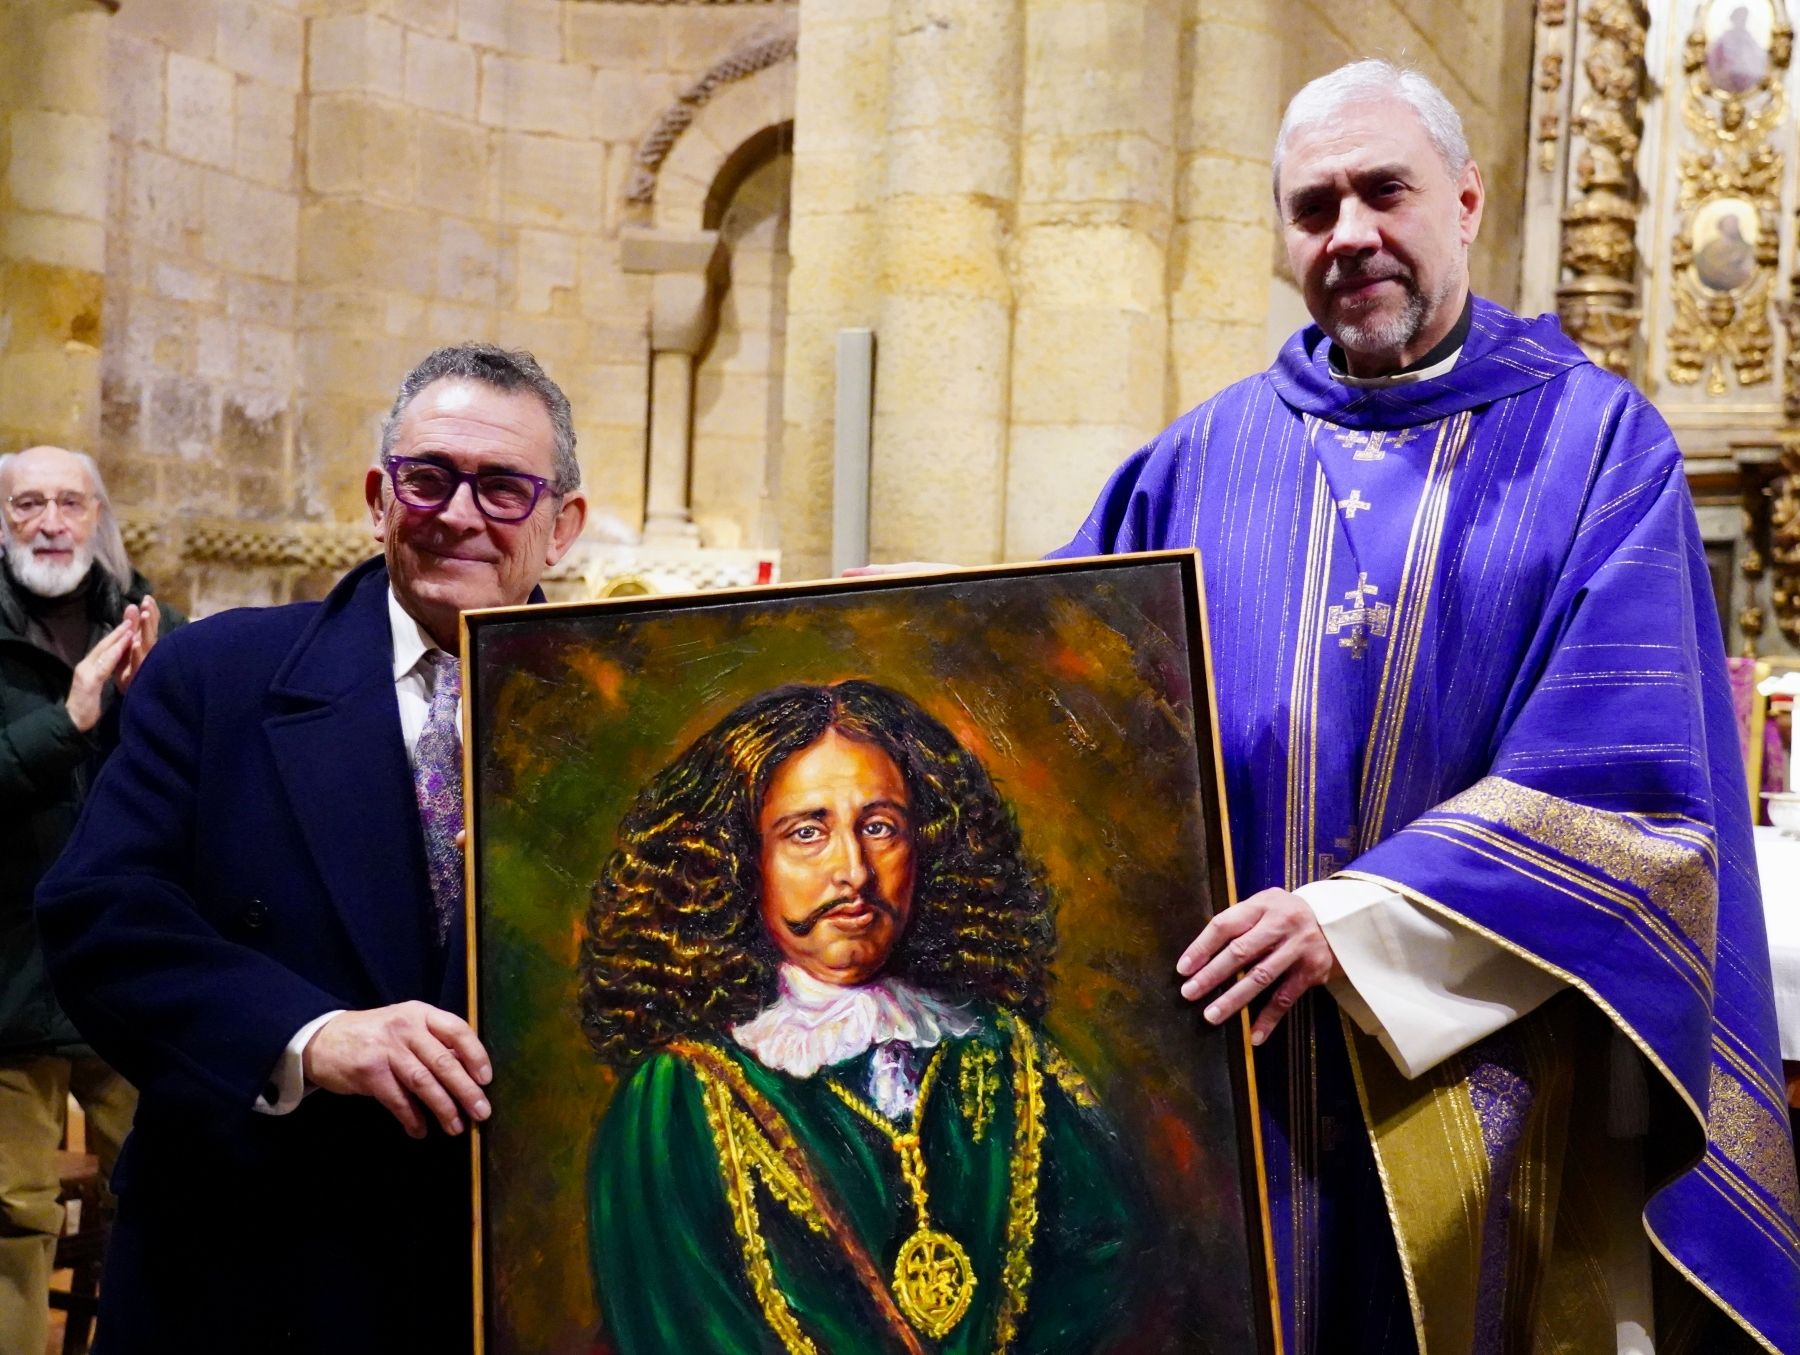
[0,1055,135,1355]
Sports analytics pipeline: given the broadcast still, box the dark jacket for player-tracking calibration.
[0,562,182,1055]
[37,557,474,1354]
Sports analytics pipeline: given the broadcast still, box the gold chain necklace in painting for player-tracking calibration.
[827,1044,975,1340]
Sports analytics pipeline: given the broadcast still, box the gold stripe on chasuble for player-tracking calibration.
[1425,777,1718,970]
[1705,1063,1800,1240]
[1285,461,1337,891]
[1342,995,1584,1355]
[1357,412,1473,851]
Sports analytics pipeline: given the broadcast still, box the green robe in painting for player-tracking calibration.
[590,1008,1143,1354]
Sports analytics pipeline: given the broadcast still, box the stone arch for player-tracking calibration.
[621,27,797,233]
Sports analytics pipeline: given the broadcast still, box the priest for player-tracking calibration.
[1057,58,1800,1355]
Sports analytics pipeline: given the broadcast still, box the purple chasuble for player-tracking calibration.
[1056,297,1800,1354]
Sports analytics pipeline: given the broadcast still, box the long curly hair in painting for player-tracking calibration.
[579,679,1055,1067]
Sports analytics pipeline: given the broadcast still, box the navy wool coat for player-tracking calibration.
[38,557,475,1354]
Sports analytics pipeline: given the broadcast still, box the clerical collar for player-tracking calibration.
[1327,292,1473,388]
[731,964,978,1079]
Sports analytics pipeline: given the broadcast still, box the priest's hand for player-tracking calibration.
[303,1002,493,1139]
[1175,888,1342,1046]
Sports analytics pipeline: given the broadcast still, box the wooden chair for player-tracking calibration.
[49,1150,108,1355]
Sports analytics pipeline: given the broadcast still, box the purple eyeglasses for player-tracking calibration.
[382,454,556,523]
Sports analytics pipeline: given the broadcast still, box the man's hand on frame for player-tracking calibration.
[1175,887,1342,1047]
[303,1002,493,1139]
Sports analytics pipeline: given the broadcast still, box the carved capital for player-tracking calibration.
[621,226,726,353]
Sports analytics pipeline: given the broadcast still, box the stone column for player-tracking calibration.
[1166,0,1284,414]
[779,0,894,581]
[623,226,724,543]
[868,0,1022,565]
[0,0,114,454]
[1002,0,1180,559]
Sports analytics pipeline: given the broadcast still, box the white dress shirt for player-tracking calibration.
[254,588,455,1115]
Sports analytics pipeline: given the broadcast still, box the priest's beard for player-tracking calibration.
[1324,259,1460,361]
[3,528,94,598]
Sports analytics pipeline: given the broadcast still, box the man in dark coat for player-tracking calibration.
[36,344,588,1352]
[0,445,180,1355]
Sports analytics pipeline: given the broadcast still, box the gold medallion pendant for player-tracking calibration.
[892,1225,976,1338]
[829,1046,981,1340]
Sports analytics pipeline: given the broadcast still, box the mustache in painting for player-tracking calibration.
[782,889,902,937]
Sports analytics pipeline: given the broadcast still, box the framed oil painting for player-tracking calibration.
[463,551,1278,1355]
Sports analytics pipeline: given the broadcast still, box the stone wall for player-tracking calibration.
[62,0,798,613]
[4,0,1534,609]
[779,0,1535,577]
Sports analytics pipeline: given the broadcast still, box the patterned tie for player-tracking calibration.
[414,651,463,943]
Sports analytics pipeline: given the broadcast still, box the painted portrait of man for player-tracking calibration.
[577,678,1146,1354]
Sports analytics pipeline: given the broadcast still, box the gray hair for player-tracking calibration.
[378,343,580,494]
[1272,59,1471,201]
[0,448,133,592]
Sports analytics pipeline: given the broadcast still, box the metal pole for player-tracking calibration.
[832,328,875,574]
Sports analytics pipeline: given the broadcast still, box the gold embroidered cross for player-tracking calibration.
[1337,489,1373,518]
[1334,429,1373,456]
[1324,573,1392,659]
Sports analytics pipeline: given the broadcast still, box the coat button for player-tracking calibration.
[244,900,269,931]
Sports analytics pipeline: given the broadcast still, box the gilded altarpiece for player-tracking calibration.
[1525,0,1800,655]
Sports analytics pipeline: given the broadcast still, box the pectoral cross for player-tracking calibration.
[1324,573,1392,659]
[1337,489,1373,519]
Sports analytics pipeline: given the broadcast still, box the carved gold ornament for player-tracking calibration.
[1668,0,1792,393]
[1557,0,1650,376]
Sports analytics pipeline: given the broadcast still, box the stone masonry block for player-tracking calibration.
[1,214,104,275]
[664,7,780,72]
[594,69,679,145]
[1003,422,1138,560]
[414,115,495,218]
[114,0,219,58]
[789,16,887,158]
[1010,305,1163,425]
[236,79,299,188]
[125,149,207,255]
[165,53,235,170]
[202,172,299,282]
[1019,130,1171,213]
[513,228,578,314]
[478,54,594,137]
[1178,150,1276,227]
[152,260,222,305]
[436,216,499,306]
[497,132,605,228]
[307,94,418,199]
[1186,20,1282,161]
[307,14,405,101]
[239,323,297,392]
[404,31,478,122]
[228,276,296,328]
[7,111,107,221]
[458,0,562,60]
[371,0,456,38]
[1169,218,1275,324]
[299,197,434,295]
[565,6,665,71]
[195,315,236,382]
[216,3,303,90]
[108,34,165,149]
[1011,222,1165,310]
